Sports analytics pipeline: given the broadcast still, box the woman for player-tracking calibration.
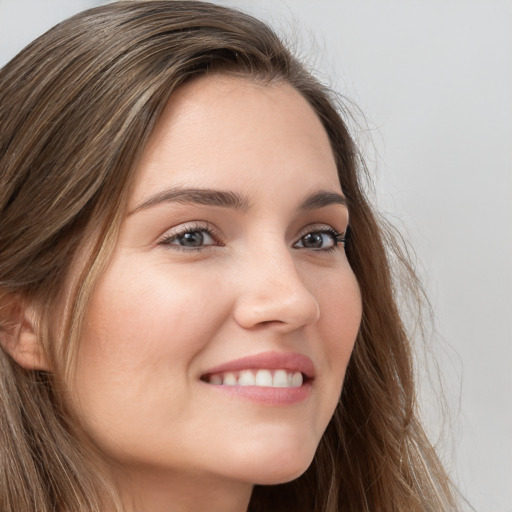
[0,1,459,511]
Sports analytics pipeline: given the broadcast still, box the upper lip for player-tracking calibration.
[201,351,316,379]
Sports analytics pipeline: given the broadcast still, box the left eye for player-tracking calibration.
[294,229,345,250]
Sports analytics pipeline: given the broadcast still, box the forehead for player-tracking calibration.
[130,74,341,208]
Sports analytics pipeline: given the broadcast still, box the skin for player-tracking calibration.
[65,75,362,512]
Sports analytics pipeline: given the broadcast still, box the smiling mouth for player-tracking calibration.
[201,369,308,388]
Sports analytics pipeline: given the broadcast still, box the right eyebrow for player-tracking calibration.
[128,187,251,215]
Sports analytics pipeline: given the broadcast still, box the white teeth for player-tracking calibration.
[207,369,306,388]
[290,372,303,388]
[254,369,273,387]
[273,369,289,387]
[223,372,237,386]
[238,370,255,386]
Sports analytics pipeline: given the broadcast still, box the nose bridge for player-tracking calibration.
[233,238,320,331]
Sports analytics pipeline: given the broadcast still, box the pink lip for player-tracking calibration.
[201,351,315,380]
[205,383,312,405]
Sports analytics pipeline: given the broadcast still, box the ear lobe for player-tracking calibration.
[0,300,50,371]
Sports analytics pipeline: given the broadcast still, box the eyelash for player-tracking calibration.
[158,223,347,253]
[159,222,223,252]
[295,227,347,252]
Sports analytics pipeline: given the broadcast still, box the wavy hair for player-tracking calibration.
[0,2,458,510]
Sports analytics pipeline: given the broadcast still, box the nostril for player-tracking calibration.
[254,319,286,328]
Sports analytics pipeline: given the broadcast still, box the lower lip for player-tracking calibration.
[204,381,312,405]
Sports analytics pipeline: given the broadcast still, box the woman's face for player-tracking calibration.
[68,75,362,491]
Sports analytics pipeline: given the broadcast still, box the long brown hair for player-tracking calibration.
[0,2,458,511]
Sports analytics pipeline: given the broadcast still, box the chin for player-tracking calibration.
[253,453,315,485]
[251,457,314,486]
[222,431,319,486]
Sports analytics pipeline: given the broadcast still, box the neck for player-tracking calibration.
[112,465,253,512]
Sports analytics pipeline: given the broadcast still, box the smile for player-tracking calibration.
[199,351,315,404]
[202,369,304,388]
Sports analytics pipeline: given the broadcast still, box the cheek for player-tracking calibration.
[65,258,237,468]
[310,262,362,415]
[315,259,361,351]
[80,258,227,367]
[69,257,229,438]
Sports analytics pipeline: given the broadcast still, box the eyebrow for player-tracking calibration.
[299,190,347,210]
[129,187,251,215]
[129,187,346,215]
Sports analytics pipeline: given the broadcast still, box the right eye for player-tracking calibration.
[159,223,221,251]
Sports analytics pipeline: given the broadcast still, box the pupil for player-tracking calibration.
[180,231,203,247]
[302,233,323,248]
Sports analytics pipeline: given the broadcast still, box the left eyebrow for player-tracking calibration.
[299,190,347,210]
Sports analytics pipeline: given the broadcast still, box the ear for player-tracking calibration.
[0,298,50,371]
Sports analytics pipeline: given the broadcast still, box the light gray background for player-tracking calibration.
[1,1,510,510]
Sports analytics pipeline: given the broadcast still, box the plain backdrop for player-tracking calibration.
[1,1,511,511]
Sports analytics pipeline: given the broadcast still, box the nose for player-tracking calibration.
[232,247,320,332]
